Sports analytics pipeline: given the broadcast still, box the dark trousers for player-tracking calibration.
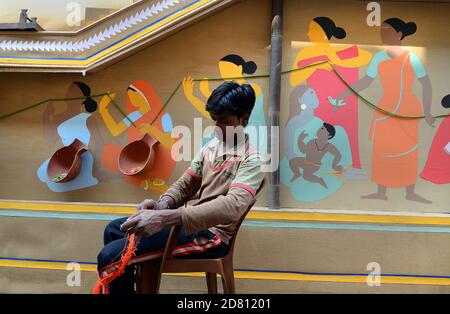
[97,217,229,294]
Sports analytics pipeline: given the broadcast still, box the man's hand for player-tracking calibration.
[136,199,158,212]
[120,210,165,236]
[136,197,174,213]
[120,209,182,237]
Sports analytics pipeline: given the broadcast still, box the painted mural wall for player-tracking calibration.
[281,0,449,212]
[0,0,448,213]
[0,0,271,205]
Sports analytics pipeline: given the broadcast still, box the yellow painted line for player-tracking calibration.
[0,260,97,272]
[233,272,450,286]
[2,259,450,286]
[0,201,134,215]
[0,0,212,67]
[2,200,450,226]
[246,211,450,227]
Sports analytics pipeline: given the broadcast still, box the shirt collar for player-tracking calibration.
[206,133,250,159]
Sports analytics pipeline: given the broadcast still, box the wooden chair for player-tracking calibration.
[133,179,265,294]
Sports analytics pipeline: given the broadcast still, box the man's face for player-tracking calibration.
[210,111,248,143]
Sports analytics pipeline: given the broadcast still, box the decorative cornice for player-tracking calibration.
[0,0,236,72]
[0,0,185,53]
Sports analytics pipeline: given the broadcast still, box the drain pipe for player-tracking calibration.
[267,0,283,209]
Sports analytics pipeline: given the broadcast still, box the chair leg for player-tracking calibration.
[206,272,218,294]
[221,266,236,294]
[136,260,162,294]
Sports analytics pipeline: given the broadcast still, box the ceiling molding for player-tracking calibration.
[0,0,238,73]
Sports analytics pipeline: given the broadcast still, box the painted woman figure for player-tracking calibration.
[98,80,176,193]
[420,94,450,184]
[183,54,267,152]
[37,82,102,192]
[291,17,372,169]
[337,18,435,203]
[281,85,352,202]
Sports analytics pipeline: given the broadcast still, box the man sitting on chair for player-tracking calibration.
[97,81,264,294]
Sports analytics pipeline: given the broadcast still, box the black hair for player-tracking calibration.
[206,81,256,119]
[442,94,450,109]
[313,17,346,40]
[323,122,336,139]
[220,54,257,75]
[74,81,97,113]
[383,18,417,40]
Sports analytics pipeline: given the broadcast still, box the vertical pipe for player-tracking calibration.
[268,0,283,209]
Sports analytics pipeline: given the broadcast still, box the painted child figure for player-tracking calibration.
[289,123,342,188]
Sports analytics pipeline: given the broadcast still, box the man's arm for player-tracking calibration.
[181,154,264,235]
[123,152,264,237]
[159,172,202,208]
[159,148,204,208]
[180,187,256,235]
[122,185,255,236]
[138,149,204,212]
[123,152,204,235]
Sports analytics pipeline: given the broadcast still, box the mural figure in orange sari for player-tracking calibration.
[338,18,435,203]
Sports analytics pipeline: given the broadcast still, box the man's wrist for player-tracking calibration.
[157,199,170,210]
[158,195,176,209]
[160,208,182,226]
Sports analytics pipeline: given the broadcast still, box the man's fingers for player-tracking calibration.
[128,210,145,220]
[120,216,140,232]
[127,225,143,235]
[129,221,148,235]
[144,199,158,209]
[137,199,157,211]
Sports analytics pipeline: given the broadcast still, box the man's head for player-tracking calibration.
[206,81,256,143]
[316,122,336,140]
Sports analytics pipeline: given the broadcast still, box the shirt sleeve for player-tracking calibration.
[160,151,203,208]
[181,186,256,236]
[180,153,264,235]
[185,149,203,181]
[229,153,264,197]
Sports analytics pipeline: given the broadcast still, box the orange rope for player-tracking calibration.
[92,233,137,294]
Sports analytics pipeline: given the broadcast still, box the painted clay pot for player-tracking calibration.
[118,133,159,176]
[47,138,87,183]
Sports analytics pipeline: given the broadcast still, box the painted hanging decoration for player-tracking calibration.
[46,138,88,183]
[118,133,159,176]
